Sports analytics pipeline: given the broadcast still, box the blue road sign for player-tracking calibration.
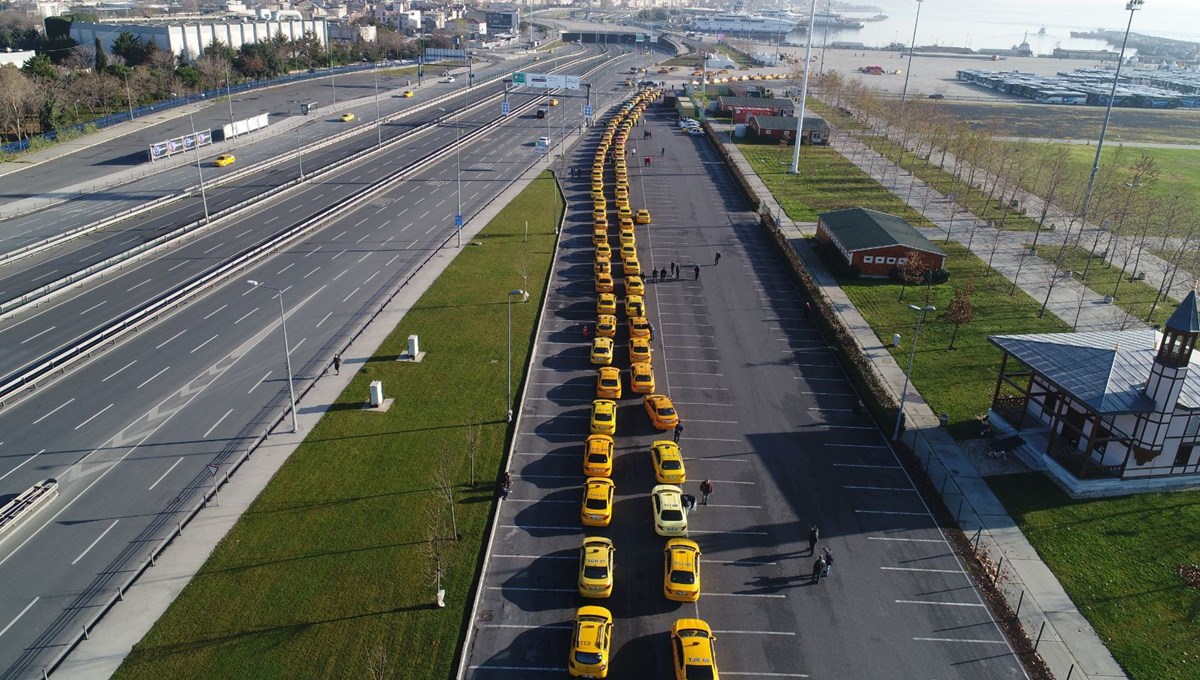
[501,101,510,115]
[455,213,464,228]
[584,105,593,117]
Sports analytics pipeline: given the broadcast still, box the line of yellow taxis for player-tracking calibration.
[569,87,720,680]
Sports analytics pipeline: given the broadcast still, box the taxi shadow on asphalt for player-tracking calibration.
[529,410,591,441]
[472,625,570,675]
[518,448,579,488]
[545,377,594,400]
[511,489,581,537]
[539,345,591,370]
[609,631,673,678]
[499,549,578,612]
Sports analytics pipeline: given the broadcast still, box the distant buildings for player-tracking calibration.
[0,49,37,68]
[70,19,328,62]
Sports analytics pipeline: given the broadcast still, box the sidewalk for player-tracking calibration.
[723,140,1127,680]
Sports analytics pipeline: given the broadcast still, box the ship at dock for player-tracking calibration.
[690,13,799,36]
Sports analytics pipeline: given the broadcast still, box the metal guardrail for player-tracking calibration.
[0,479,59,543]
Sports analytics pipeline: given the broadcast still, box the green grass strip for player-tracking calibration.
[114,172,563,680]
[989,473,1200,680]
[1033,243,1177,328]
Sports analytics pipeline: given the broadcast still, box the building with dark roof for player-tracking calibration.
[815,208,945,277]
[987,292,1200,496]
[715,96,794,124]
[747,114,830,145]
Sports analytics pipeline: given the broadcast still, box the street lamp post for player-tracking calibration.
[438,106,464,247]
[123,71,135,122]
[893,304,935,441]
[506,289,528,422]
[789,0,818,174]
[899,0,925,106]
[225,62,236,135]
[186,109,211,223]
[296,126,305,180]
[374,60,382,149]
[246,280,299,434]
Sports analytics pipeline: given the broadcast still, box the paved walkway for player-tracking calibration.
[722,139,1128,680]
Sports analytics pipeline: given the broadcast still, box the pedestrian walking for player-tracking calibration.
[808,525,820,554]
[694,265,700,280]
[661,146,666,157]
[673,422,683,443]
[645,156,651,166]
[681,493,696,516]
[714,251,721,265]
[804,301,813,318]
[700,479,714,506]
[498,471,512,500]
[332,353,342,375]
[632,147,637,156]
[670,262,677,278]
[821,547,834,576]
[582,324,590,339]
[812,556,825,583]
[649,268,657,283]
[659,267,667,281]
[647,321,654,341]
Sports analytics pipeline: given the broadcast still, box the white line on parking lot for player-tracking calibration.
[882,566,965,574]
[500,524,579,532]
[799,391,853,396]
[703,558,777,566]
[688,437,743,443]
[704,503,762,509]
[467,665,564,673]
[528,397,593,405]
[488,586,577,593]
[713,629,796,636]
[826,443,881,449]
[914,637,1009,644]
[796,376,848,381]
[722,673,809,678]
[669,372,724,377]
[811,407,856,413]
[661,322,712,327]
[705,592,786,598]
[494,554,574,560]
[664,345,714,351]
[845,485,915,492]
[519,474,579,481]
[688,418,740,424]
[514,450,574,457]
[823,425,877,431]
[689,529,769,536]
[856,510,928,517]
[868,536,945,543]
[672,401,732,407]
[504,499,576,505]
[833,464,902,470]
[476,624,573,630]
[668,357,721,363]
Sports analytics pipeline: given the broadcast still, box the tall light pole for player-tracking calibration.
[225,62,236,135]
[296,126,305,180]
[373,60,382,149]
[246,280,299,434]
[438,105,464,248]
[789,0,818,174]
[123,70,135,122]
[187,109,211,223]
[893,304,935,441]
[1077,1,1144,246]
[506,288,528,422]
[899,0,925,106]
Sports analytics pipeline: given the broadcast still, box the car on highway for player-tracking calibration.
[636,209,652,225]
[581,478,615,527]
[569,606,613,677]
[644,394,678,430]
[441,75,456,83]
[670,619,719,680]
[596,366,622,400]
[685,127,705,137]
[628,362,657,393]
[628,337,651,365]
[651,440,686,484]
[664,538,701,602]
[590,337,614,366]
[340,112,356,122]
[579,537,615,599]
[212,154,235,167]
[652,484,687,536]
[625,294,645,318]
[549,97,560,106]
[595,271,614,294]
[628,316,650,338]
[596,314,617,338]
[591,398,617,435]
[401,90,414,97]
[597,293,617,316]
[625,276,645,298]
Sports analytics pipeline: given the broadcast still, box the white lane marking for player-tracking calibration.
[868,536,945,543]
[75,403,114,430]
[305,246,323,258]
[125,278,152,292]
[0,449,46,483]
[167,260,190,272]
[342,287,361,303]
[882,567,965,574]
[265,216,281,224]
[357,252,371,263]
[913,637,1009,644]
[316,312,333,328]
[355,218,370,230]
[20,325,56,345]
[249,371,271,393]
[235,228,254,237]
[364,271,380,285]
[137,366,170,389]
[331,230,347,241]
[202,242,224,255]
[333,269,349,281]
[234,308,258,324]
[80,300,108,315]
[856,510,928,517]
[102,360,137,382]
[190,334,220,354]
[332,249,348,260]
[203,409,235,438]
[0,598,39,638]
[71,519,120,565]
[277,263,295,275]
[148,457,185,491]
[203,304,228,320]
[155,330,187,349]
[385,254,401,267]
[844,485,915,492]
[305,267,321,279]
[32,398,75,425]
[289,338,305,355]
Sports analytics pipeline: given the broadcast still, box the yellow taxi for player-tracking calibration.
[644,394,679,430]
[596,314,618,338]
[615,170,628,184]
[549,97,560,106]
[591,179,605,193]
[615,185,628,200]
[593,207,607,223]
[651,484,688,536]
[622,257,641,278]
[593,229,609,248]
[213,154,235,167]
[619,243,637,261]
[569,606,613,677]
[619,216,634,232]
[628,337,652,365]
[664,539,701,602]
[581,478,615,527]
[402,90,414,97]
[340,112,356,122]
[619,231,636,248]
[591,398,617,436]
[628,316,651,338]
[593,198,607,212]
[584,433,615,477]
[636,209,652,225]
[592,188,606,201]
[595,271,614,294]
[670,619,718,680]
[579,538,615,599]
[597,293,617,316]
[625,276,645,298]
[618,205,633,221]
[625,294,645,318]
[651,440,686,484]
[595,257,612,276]
[590,337,614,366]
[596,243,612,260]
[596,366,622,400]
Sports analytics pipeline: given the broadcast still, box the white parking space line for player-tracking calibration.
[705,592,786,598]
[504,499,576,505]
[668,372,724,377]
[882,566,965,574]
[493,554,574,560]
[0,598,38,638]
[71,519,119,565]
[514,450,574,457]
[488,586,577,593]
[500,524,579,532]
[522,414,590,420]
[844,485,915,492]
[913,637,1009,644]
[722,673,809,678]
[826,443,882,449]
[856,510,929,517]
[868,536,946,543]
[833,464,903,470]
[714,629,797,636]
[703,558,777,566]
[476,624,573,630]
[519,474,581,481]
[704,503,762,509]
[661,322,712,327]
[687,437,743,443]
[668,357,721,363]
[687,418,739,424]
[799,391,854,397]
[689,529,769,536]
[467,666,563,673]
[663,345,714,351]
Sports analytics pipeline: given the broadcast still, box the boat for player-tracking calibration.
[690,13,799,36]
[811,10,864,29]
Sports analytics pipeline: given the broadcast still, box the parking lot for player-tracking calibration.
[460,97,1028,679]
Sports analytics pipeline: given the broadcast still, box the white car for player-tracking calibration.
[652,484,688,536]
[441,76,456,83]
[538,136,552,149]
[678,118,699,129]
[684,127,705,137]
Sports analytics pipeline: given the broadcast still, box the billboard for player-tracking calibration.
[511,72,582,90]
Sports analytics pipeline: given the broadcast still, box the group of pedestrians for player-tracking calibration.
[808,525,834,583]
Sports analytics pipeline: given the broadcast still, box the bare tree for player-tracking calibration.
[943,278,975,350]
[0,65,36,142]
[895,249,926,301]
[424,502,452,606]
[432,460,459,541]
[464,407,484,488]
[1012,144,1073,295]
[366,642,390,680]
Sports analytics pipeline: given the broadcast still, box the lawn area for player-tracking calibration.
[939,100,1200,145]
[738,142,933,225]
[988,473,1200,680]
[1035,243,1177,328]
[113,173,563,680]
[1054,144,1200,233]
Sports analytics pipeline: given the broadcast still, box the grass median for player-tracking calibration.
[114,171,563,680]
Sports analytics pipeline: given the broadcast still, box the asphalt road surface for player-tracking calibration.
[0,45,652,680]
[461,103,1028,678]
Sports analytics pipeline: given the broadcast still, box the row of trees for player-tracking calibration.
[816,72,1198,326]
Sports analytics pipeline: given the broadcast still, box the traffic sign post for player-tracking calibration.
[455,213,463,228]
[501,101,510,116]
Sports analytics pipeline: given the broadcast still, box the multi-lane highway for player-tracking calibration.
[0,43,652,679]
[461,103,1029,678]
